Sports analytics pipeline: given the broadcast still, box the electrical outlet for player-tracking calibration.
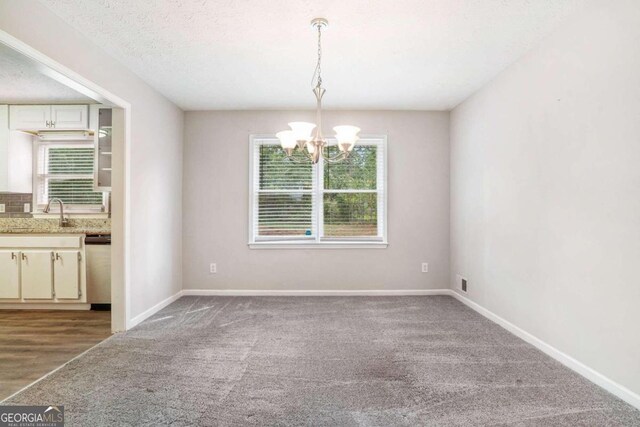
[0,204,4,213]
[24,203,30,213]
[209,263,217,274]
[421,262,429,273]
[456,274,468,292]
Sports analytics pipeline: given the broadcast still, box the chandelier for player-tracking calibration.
[276,18,360,164]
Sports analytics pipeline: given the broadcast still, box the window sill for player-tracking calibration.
[249,241,388,250]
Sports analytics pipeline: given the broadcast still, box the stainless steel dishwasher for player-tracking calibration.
[85,234,111,308]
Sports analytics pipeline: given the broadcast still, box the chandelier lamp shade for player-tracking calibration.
[276,18,361,164]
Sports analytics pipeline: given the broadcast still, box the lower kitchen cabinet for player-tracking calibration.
[0,235,87,304]
[21,250,54,299]
[54,251,81,299]
[0,251,20,299]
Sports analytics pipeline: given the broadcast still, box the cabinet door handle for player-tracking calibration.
[11,252,17,260]
[55,253,62,261]
[21,253,26,260]
[51,121,56,128]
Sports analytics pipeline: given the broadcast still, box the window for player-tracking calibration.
[249,136,387,248]
[34,142,106,213]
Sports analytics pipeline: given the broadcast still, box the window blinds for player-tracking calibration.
[36,144,104,209]
[253,142,316,240]
[322,145,382,238]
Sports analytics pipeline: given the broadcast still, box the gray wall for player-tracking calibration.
[0,1,184,320]
[183,110,449,291]
[450,0,640,396]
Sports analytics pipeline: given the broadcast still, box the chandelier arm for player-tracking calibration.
[285,150,315,163]
[320,147,349,163]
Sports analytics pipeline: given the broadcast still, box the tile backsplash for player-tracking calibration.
[0,192,32,218]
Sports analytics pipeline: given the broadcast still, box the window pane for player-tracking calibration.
[324,145,377,190]
[47,178,103,205]
[259,145,313,190]
[48,147,95,174]
[258,193,314,237]
[323,193,377,237]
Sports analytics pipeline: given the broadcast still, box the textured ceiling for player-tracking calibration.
[0,43,93,104]
[41,0,588,110]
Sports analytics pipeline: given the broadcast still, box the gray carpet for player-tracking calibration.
[3,296,640,426]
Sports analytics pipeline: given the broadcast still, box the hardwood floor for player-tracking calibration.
[0,310,111,401]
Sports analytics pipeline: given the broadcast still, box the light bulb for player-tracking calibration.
[306,141,316,154]
[334,125,361,152]
[288,122,316,142]
[276,130,297,149]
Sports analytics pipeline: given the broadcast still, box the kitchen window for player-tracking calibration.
[34,142,107,213]
[249,135,387,248]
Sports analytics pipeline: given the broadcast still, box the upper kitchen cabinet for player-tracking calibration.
[9,105,89,130]
[50,105,89,129]
[8,105,49,130]
[91,105,112,191]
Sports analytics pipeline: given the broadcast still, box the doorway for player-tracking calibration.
[0,33,130,332]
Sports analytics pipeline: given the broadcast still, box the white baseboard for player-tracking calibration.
[448,290,640,410]
[127,290,184,329]
[0,303,90,310]
[181,289,451,296]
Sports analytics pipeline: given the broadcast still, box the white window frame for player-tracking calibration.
[33,140,107,214]
[249,134,388,249]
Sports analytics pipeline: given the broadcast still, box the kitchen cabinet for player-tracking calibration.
[9,105,89,130]
[54,251,81,299]
[0,235,87,305]
[50,105,89,130]
[8,105,50,130]
[91,105,112,191]
[0,251,20,299]
[21,250,54,299]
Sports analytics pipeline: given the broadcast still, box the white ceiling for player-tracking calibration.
[41,0,588,111]
[0,43,93,104]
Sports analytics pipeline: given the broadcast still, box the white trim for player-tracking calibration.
[249,242,388,249]
[248,135,388,247]
[0,303,90,310]
[449,290,640,410]
[182,289,448,296]
[127,290,183,329]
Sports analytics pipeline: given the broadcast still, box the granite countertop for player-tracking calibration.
[0,218,111,235]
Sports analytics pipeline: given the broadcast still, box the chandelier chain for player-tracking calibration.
[311,24,322,89]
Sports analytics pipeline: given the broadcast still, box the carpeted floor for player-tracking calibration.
[3,296,640,426]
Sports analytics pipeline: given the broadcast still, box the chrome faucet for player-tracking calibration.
[44,198,70,227]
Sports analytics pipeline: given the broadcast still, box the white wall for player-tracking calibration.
[8,131,32,193]
[0,1,184,320]
[184,110,449,291]
[450,0,640,397]
[0,105,7,191]
[1,107,34,194]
